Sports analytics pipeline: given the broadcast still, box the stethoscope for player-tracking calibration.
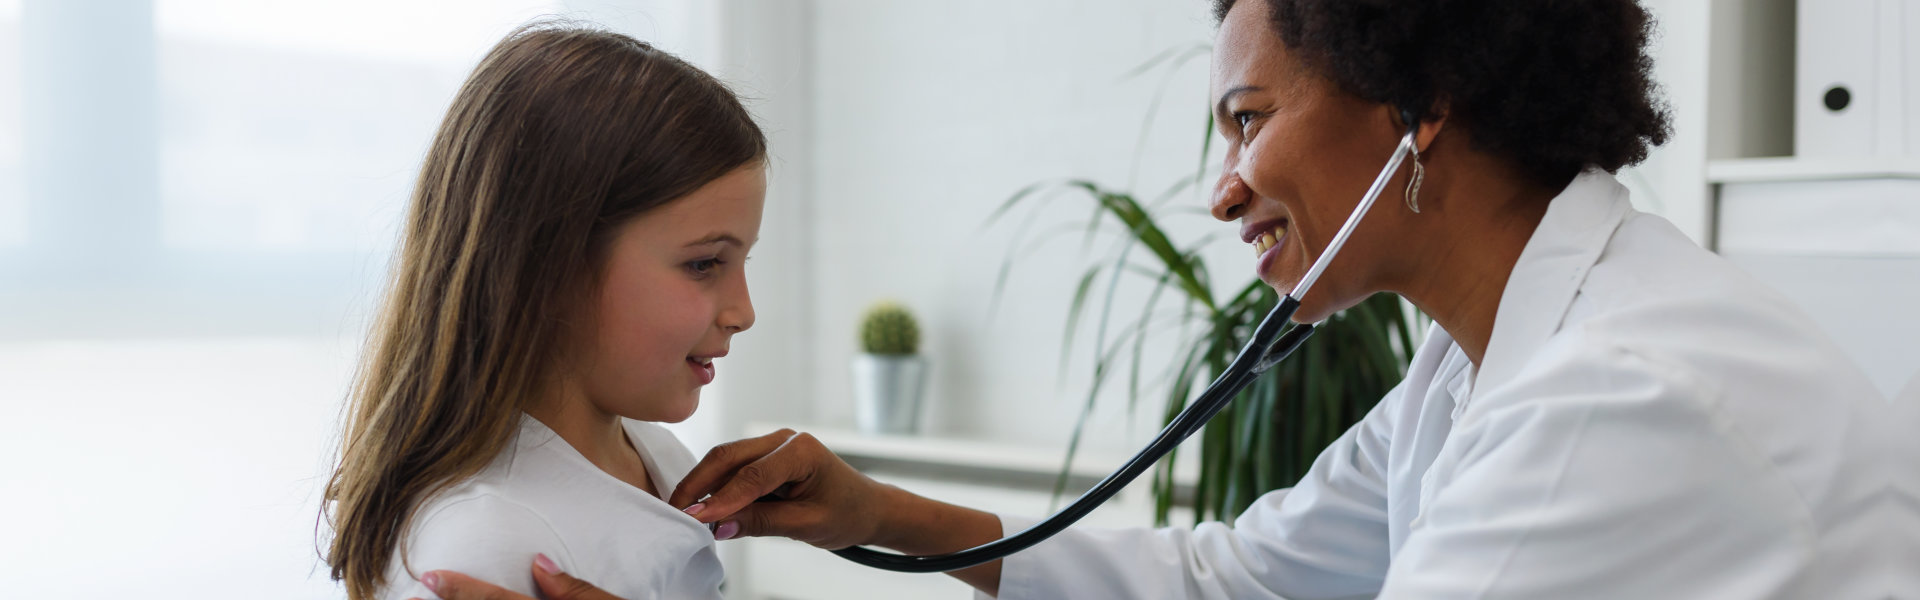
[831,110,1423,573]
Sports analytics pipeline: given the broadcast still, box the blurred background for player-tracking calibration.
[1,0,1913,598]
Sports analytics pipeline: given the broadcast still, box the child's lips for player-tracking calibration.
[687,357,715,385]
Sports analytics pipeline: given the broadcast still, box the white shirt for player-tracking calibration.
[989,171,1906,599]
[380,415,723,600]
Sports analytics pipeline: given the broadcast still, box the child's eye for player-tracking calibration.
[685,257,723,277]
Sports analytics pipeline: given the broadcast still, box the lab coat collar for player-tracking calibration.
[1474,169,1632,401]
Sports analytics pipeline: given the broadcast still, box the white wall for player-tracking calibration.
[799,0,1236,457]
[1623,0,1714,243]
[779,0,1739,452]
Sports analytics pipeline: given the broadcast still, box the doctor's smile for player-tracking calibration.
[1243,215,1288,281]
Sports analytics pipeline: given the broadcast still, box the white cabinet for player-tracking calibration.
[1702,0,1920,397]
[1712,163,1920,395]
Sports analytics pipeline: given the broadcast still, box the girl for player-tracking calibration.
[323,22,765,600]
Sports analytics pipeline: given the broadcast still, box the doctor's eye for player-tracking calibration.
[1231,111,1256,130]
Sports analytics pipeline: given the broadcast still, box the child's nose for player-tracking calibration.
[720,286,755,333]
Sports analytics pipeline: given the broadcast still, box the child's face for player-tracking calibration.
[580,164,767,423]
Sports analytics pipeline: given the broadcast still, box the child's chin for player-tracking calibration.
[653,396,700,423]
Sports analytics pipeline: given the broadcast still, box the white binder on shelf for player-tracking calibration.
[1796,0,1910,157]
[1874,0,1909,155]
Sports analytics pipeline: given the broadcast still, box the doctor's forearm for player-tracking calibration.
[870,485,1006,596]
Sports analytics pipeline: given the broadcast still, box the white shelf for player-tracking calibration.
[1706,156,1920,183]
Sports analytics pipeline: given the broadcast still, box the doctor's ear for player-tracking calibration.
[1393,103,1449,154]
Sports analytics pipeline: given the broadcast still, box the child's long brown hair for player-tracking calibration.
[322,22,765,599]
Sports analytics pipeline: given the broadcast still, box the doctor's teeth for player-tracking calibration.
[1252,231,1278,255]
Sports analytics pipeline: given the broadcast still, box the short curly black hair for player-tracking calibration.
[1214,0,1671,187]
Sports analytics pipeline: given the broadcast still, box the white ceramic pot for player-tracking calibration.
[851,353,927,434]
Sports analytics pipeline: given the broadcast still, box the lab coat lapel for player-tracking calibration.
[1473,170,1632,402]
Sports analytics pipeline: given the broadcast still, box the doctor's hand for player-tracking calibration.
[671,428,1009,595]
[410,554,625,600]
[669,428,900,549]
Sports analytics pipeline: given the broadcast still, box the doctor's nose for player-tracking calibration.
[1211,169,1251,222]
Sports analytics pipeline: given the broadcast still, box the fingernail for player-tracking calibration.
[535,552,563,575]
[421,571,443,593]
[683,502,705,517]
[714,521,740,541]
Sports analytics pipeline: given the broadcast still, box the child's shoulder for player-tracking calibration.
[382,491,572,600]
[413,489,562,540]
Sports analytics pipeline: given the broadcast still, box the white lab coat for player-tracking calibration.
[987,171,1909,599]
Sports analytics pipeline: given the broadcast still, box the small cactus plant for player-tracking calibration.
[859,301,920,355]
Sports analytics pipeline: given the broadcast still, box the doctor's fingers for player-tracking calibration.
[414,570,538,600]
[718,497,864,549]
[682,431,846,523]
[531,558,627,600]
[416,563,627,600]
[669,428,801,508]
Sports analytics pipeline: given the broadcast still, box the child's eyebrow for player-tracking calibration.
[683,233,748,248]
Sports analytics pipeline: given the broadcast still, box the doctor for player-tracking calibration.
[420,0,1902,598]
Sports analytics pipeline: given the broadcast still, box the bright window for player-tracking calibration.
[0,2,709,597]
[0,0,22,247]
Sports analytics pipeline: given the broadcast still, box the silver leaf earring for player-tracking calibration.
[1405,146,1425,214]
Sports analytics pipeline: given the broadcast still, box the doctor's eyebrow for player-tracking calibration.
[1214,85,1261,120]
[683,233,751,248]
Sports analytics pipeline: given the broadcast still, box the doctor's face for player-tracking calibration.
[1208,1,1416,322]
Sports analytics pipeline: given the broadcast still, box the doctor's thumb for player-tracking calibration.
[530,554,625,600]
